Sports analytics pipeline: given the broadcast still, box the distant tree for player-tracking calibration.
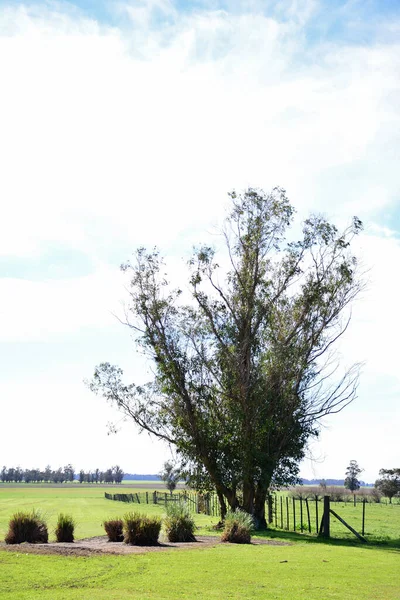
[79,469,85,484]
[63,464,75,483]
[319,479,327,492]
[1,466,6,482]
[159,461,181,494]
[112,465,124,484]
[53,467,64,484]
[375,469,400,503]
[44,465,52,482]
[104,468,113,484]
[344,460,363,492]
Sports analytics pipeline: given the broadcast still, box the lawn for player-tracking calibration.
[0,486,399,599]
[0,485,217,541]
[1,539,399,599]
[271,491,400,544]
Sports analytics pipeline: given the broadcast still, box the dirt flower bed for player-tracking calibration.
[0,535,289,557]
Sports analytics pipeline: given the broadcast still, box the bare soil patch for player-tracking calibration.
[0,535,289,557]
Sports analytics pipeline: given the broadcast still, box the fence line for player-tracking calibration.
[104,490,222,517]
[271,493,369,540]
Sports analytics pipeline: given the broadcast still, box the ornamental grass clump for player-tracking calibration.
[5,510,48,545]
[164,502,196,542]
[55,513,75,543]
[221,509,254,544]
[123,512,161,546]
[103,518,124,542]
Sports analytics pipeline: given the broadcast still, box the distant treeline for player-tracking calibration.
[123,474,161,481]
[300,478,372,487]
[0,465,124,484]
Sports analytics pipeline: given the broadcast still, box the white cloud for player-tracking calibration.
[1,2,398,259]
[0,267,123,341]
[0,1,399,479]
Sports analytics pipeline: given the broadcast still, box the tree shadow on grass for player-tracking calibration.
[251,527,400,553]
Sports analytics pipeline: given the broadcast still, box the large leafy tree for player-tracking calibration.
[375,469,400,503]
[90,188,363,528]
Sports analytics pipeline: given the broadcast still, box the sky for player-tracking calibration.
[0,0,399,483]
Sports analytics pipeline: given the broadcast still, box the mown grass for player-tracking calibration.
[271,491,400,544]
[1,541,399,599]
[1,486,400,598]
[0,486,216,541]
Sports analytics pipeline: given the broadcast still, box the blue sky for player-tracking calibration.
[0,0,399,481]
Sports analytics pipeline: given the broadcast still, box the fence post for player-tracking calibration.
[362,499,366,536]
[280,496,283,529]
[286,496,289,530]
[300,498,303,532]
[146,491,148,504]
[293,497,296,531]
[268,494,274,524]
[305,498,311,533]
[153,491,157,504]
[322,495,330,539]
[316,498,319,533]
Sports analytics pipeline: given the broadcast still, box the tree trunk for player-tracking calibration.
[242,479,255,516]
[253,475,272,529]
[216,488,228,520]
[253,489,268,529]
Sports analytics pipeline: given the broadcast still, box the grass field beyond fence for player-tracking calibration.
[271,491,400,544]
[0,485,400,599]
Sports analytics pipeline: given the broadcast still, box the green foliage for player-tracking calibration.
[375,469,400,503]
[5,509,48,544]
[221,509,254,544]
[123,512,162,545]
[159,461,181,494]
[163,501,196,542]
[344,460,363,492]
[103,518,124,542]
[90,188,363,528]
[55,513,75,543]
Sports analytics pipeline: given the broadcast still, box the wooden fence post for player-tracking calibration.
[322,495,330,539]
[362,499,366,536]
[293,497,296,531]
[305,498,311,533]
[268,494,274,524]
[286,496,289,530]
[300,498,303,532]
[280,496,283,529]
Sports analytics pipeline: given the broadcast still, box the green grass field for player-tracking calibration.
[0,485,399,599]
[0,485,216,540]
[271,492,400,544]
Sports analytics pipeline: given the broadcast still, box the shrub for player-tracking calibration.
[221,509,253,544]
[289,486,321,501]
[326,486,347,502]
[164,502,196,542]
[123,512,162,545]
[55,513,75,543]
[103,518,124,542]
[5,510,48,544]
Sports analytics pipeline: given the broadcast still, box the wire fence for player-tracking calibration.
[105,490,221,516]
